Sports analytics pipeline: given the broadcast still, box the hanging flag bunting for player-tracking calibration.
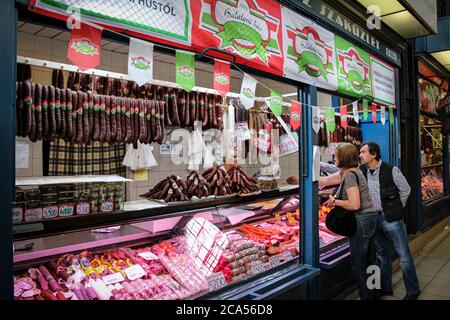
[340,105,348,129]
[67,23,102,71]
[371,103,377,124]
[290,101,301,130]
[128,38,154,86]
[312,108,320,133]
[325,107,336,133]
[362,99,369,120]
[389,106,394,125]
[380,105,386,125]
[239,73,257,110]
[213,60,231,97]
[268,90,283,117]
[352,100,360,123]
[176,51,195,92]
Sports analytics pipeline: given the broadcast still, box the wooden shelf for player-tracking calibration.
[421,163,443,169]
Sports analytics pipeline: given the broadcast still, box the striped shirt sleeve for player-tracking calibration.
[392,166,411,207]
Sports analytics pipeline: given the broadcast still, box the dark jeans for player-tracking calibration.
[349,212,379,300]
[374,212,420,295]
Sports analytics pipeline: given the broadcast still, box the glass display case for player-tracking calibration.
[13,188,306,300]
[420,115,444,203]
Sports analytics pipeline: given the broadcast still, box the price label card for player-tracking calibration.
[160,144,173,155]
[251,261,266,275]
[268,256,282,269]
[76,202,91,215]
[138,252,159,261]
[207,272,227,292]
[235,122,251,141]
[255,138,270,152]
[24,208,43,222]
[283,251,294,262]
[124,264,145,281]
[12,207,23,224]
[67,270,86,285]
[279,133,299,157]
[58,204,74,217]
[134,169,148,181]
[43,206,58,219]
[100,201,114,213]
[102,272,125,286]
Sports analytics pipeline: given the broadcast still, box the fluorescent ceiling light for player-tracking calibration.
[431,51,450,71]
[382,11,429,39]
[357,0,405,16]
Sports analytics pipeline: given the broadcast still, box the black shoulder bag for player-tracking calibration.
[325,171,359,237]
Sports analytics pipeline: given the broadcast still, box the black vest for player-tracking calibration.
[360,162,404,222]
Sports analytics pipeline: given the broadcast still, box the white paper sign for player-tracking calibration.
[380,105,386,125]
[313,146,320,182]
[160,144,173,155]
[58,204,74,217]
[102,272,125,286]
[12,207,23,224]
[352,100,359,123]
[100,201,114,213]
[15,142,29,169]
[235,122,251,141]
[76,202,91,215]
[312,108,320,133]
[138,252,159,261]
[370,56,395,106]
[43,206,58,219]
[251,261,266,275]
[124,264,146,281]
[217,207,255,225]
[207,272,227,292]
[24,208,43,222]
[128,38,154,86]
[279,133,299,157]
[268,255,282,269]
[240,73,257,110]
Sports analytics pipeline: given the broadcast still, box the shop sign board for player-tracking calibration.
[370,55,396,105]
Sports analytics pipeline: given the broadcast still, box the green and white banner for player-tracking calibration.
[128,37,153,86]
[325,107,335,133]
[282,6,338,91]
[240,73,257,110]
[176,51,195,92]
[267,90,283,117]
[335,36,372,98]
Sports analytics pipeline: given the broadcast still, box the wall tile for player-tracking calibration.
[32,159,43,176]
[18,32,34,52]
[51,39,68,58]
[34,36,52,56]
[101,49,112,66]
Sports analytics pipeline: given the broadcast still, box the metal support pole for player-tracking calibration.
[0,0,17,300]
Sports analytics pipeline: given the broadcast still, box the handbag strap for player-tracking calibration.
[336,170,360,199]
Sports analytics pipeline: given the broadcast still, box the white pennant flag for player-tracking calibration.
[352,100,359,123]
[240,73,257,110]
[128,38,154,86]
[312,107,320,133]
[380,105,386,125]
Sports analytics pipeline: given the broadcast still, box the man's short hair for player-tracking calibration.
[362,141,381,161]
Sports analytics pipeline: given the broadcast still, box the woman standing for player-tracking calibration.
[324,143,379,300]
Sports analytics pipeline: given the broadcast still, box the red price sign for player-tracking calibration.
[100,201,114,213]
[12,207,23,223]
[24,208,43,222]
[76,202,91,215]
[43,206,58,219]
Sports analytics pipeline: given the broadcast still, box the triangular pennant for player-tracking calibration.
[326,107,336,133]
[213,60,230,97]
[128,38,153,86]
[176,51,195,92]
[340,105,348,129]
[290,101,301,131]
[239,73,257,110]
[380,105,386,125]
[352,100,359,123]
[389,106,394,125]
[312,108,320,133]
[362,99,369,120]
[67,23,102,71]
[268,90,282,117]
[372,103,377,124]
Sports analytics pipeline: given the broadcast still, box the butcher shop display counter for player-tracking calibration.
[13,191,319,300]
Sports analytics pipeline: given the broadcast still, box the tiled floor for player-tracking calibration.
[384,234,450,300]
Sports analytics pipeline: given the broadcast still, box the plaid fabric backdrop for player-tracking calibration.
[49,138,126,176]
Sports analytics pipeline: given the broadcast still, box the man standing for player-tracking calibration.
[319,142,421,300]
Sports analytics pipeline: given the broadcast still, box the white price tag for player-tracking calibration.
[102,272,125,286]
[43,206,58,219]
[255,138,270,152]
[160,144,173,155]
[279,133,299,157]
[12,207,23,223]
[76,202,91,215]
[207,272,227,292]
[251,261,266,275]
[67,270,86,285]
[138,252,159,261]
[24,208,43,222]
[58,204,74,217]
[235,122,251,141]
[283,251,294,262]
[268,256,282,269]
[100,201,114,213]
[124,264,145,281]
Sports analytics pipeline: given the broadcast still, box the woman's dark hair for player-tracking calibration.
[335,143,359,168]
[361,141,381,161]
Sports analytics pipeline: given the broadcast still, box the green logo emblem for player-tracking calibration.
[72,38,99,56]
[215,73,229,85]
[131,56,151,70]
[178,65,194,78]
